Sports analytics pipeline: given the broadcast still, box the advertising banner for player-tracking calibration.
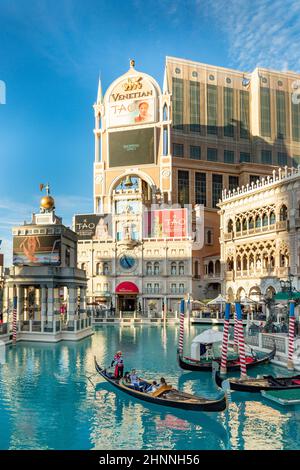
[74,214,112,240]
[13,235,61,266]
[143,208,188,238]
[108,75,156,128]
[109,128,155,167]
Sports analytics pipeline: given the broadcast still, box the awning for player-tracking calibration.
[274,292,300,301]
[116,281,139,294]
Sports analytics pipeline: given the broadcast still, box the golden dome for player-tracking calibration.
[40,195,55,210]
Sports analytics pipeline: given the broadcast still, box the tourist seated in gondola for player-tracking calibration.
[129,369,148,391]
[145,380,158,393]
[124,371,131,383]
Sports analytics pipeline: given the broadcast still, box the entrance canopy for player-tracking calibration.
[116,281,139,294]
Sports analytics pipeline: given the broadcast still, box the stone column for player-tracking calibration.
[79,287,86,316]
[68,286,77,323]
[47,287,54,323]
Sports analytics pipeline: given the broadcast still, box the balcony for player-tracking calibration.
[225,271,234,281]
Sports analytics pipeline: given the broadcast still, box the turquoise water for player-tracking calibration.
[1,324,300,450]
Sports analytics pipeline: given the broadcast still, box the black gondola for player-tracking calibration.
[94,356,227,412]
[177,345,276,372]
[215,369,300,393]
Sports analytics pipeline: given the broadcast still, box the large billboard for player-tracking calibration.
[108,75,156,128]
[109,128,155,167]
[143,208,189,238]
[13,235,61,266]
[74,214,112,240]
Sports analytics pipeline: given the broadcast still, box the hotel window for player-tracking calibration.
[179,262,184,275]
[212,174,223,208]
[240,90,250,139]
[179,283,185,293]
[104,283,109,292]
[205,228,213,245]
[261,150,272,164]
[146,262,152,275]
[171,263,177,275]
[207,84,217,134]
[207,148,218,162]
[171,283,176,293]
[154,283,159,293]
[173,143,184,157]
[172,78,183,130]
[278,152,287,166]
[103,262,109,275]
[292,97,300,142]
[250,175,259,185]
[190,145,201,160]
[240,152,250,163]
[224,87,234,137]
[178,170,189,206]
[224,150,234,164]
[190,81,200,133]
[154,262,159,275]
[229,176,239,191]
[260,87,271,137]
[276,90,286,139]
[147,283,152,291]
[195,172,206,206]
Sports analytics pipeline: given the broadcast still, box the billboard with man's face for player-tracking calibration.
[13,235,61,266]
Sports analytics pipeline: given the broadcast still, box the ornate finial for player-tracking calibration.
[39,183,55,213]
[130,58,135,68]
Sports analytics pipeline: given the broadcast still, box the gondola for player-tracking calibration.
[94,356,227,412]
[177,345,276,372]
[215,369,300,393]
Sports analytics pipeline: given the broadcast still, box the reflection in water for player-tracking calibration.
[0,324,299,449]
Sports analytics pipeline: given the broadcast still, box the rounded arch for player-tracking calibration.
[236,287,246,301]
[249,286,261,301]
[265,285,276,299]
[227,287,235,303]
[108,170,156,200]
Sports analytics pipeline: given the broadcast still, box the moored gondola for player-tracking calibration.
[94,356,227,412]
[177,345,276,372]
[215,369,300,393]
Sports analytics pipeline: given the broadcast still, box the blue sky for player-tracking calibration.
[1,0,300,264]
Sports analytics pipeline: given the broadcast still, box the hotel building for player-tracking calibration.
[75,57,300,314]
[219,165,300,303]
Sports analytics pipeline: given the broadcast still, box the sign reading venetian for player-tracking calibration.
[108,76,156,127]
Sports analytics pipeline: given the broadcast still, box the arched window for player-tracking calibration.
[242,218,247,231]
[163,104,168,121]
[236,255,241,270]
[262,213,268,226]
[215,260,221,275]
[207,230,212,244]
[227,219,233,233]
[249,217,254,229]
[242,255,247,270]
[208,261,214,275]
[236,219,241,232]
[255,215,261,228]
[96,263,101,275]
[154,262,160,275]
[146,262,152,275]
[171,262,177,275]
[194,261,199,278]
[270,211,275,225]
[227,258,233,271]
[103,262,109,275]
[179,262,184,275]
[280,205,288,221]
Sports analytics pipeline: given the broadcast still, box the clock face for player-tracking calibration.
[119,254,136,270]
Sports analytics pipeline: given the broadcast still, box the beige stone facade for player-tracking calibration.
[219,166,300,301]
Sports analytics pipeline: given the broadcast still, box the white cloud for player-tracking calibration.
[204,0,300,72]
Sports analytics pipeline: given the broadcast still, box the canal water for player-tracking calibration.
[0,324,300,450]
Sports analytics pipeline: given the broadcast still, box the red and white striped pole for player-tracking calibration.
[178,299,185,355]
[220,302,231,375]
[288,300,295,370]
[234,311,239,352]
[12,295,17,345]
[236,301,247,378]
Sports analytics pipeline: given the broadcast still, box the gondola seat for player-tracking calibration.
[151,384,173,397]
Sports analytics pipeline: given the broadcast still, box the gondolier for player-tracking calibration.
[111,351,124,378]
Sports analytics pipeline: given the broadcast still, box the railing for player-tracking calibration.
[245,332,288,354]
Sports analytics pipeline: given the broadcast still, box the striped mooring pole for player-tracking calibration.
[235,301,247,378]
[288,300,296,370]
[178,299,185,355]
[220,302,231,375]
[233,311,239,352]
[12,296,17,345]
